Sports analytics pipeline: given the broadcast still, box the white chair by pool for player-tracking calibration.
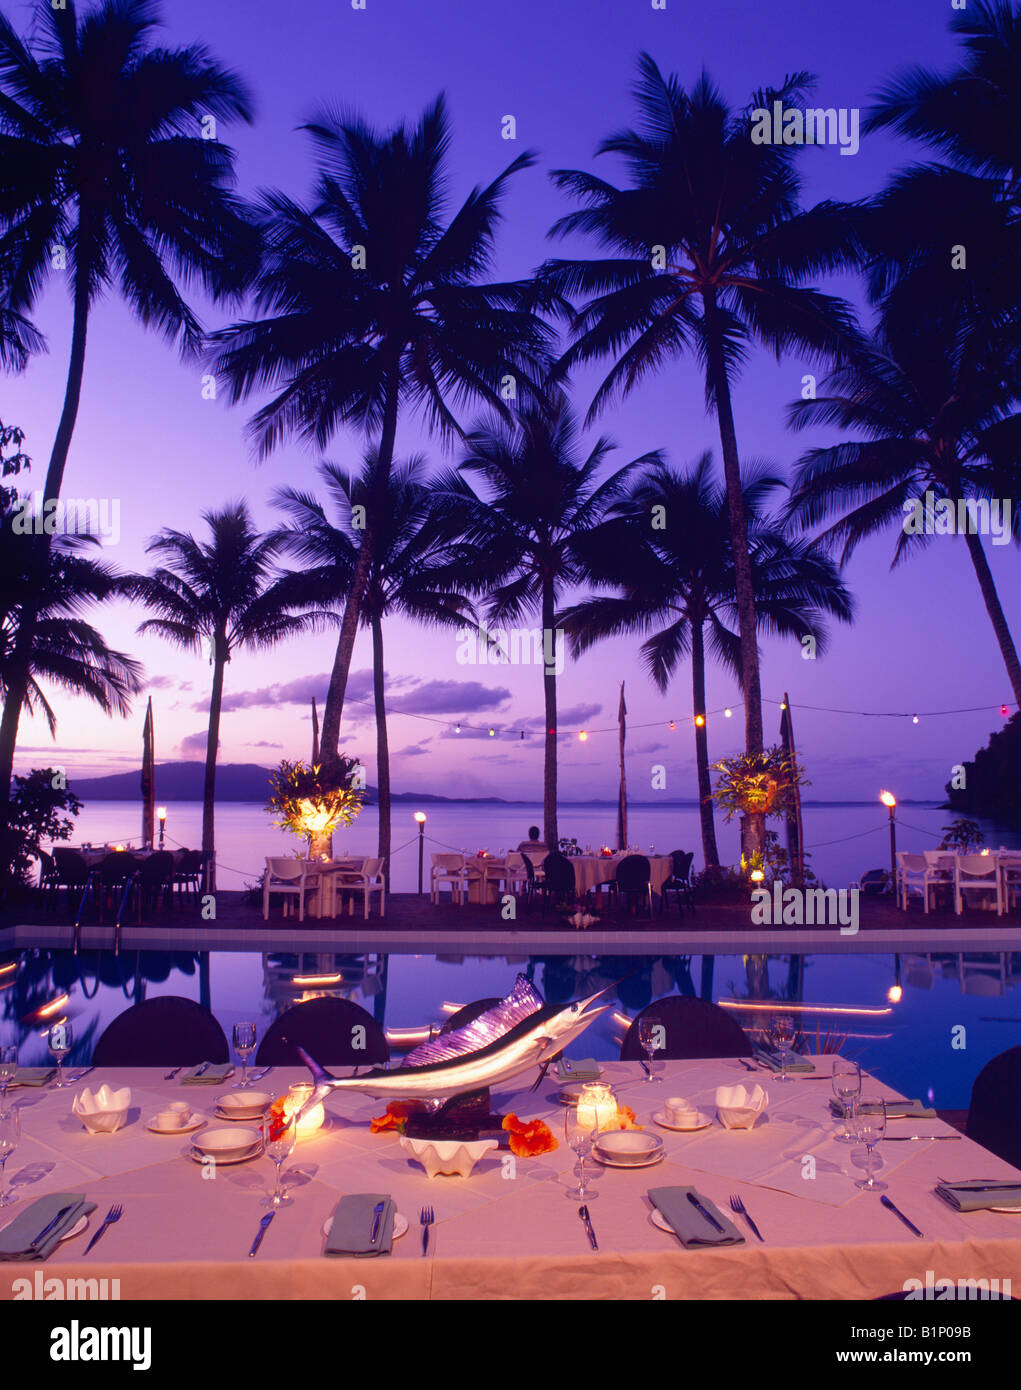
[896,852,940,912]
[431,853,466,905]
[999,853,1021,912]
[336,857,385,919]
[954,854,1003,916]
[263,857,320,921]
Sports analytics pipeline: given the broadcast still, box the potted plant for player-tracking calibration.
[266,757,364,859]
[711,746,808,875]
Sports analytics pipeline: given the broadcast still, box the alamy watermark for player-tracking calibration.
[456,624,565,677]
[751,882,859,935]
[902,492,1012,546]
[750,101,859,156]
[10,492,121,545]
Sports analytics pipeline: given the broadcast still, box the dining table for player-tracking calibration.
[2,1056,1019,1301]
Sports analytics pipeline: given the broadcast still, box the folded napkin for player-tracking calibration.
[325,1193,395,1257]
[557,1057,600,1081]
[828,1098,936,1120]
[648,1186,745,1248]
[935,1180,1021,1213]
[11,1067,56,1087]
[180,1063,233,1085]
[0,1192,96,1261]
[754,1048,815,1073]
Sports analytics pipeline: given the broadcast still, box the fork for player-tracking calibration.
[83,1202,123,1255]
[729,1193,764,1242]
[420,1205,434,1257]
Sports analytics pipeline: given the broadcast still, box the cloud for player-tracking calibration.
[629,741,668,755]
[395,742,431,757]
[179,729,216,756]
[247,740,283,749]
[517,702,603,733]
[388,680,511,715]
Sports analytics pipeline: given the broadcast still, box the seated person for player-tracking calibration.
[516,825,548,855]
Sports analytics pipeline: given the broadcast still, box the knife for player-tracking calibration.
[68,1066,94,1084]
[248,1212,274,1257]
[29,1202,79,1250]
[686,1191,726,1234]
[193,1061,210,1077]
[578,1204,598,1250]
[369,1200,385,1245]
[881,1195,923,1238]
[882,1135,962,1141]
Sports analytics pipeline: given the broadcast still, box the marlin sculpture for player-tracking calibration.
[297,974,613,1108]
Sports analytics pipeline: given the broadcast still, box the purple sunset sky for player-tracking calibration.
[4,0,1016,803]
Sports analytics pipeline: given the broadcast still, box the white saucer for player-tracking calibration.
[651,1208,679,1234]
[320,1212,409,1240]
[215,1108,266,1123]
[58,1213,90,1242]
[187,1141,262,1165]
[146,1114,206,1135]
[653,1111,712,1132]
[591,1149,665,1169]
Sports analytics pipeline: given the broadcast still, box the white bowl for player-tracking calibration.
[593,1130,663,1163]
[72,1085,131,1134]
[399,1136,498,1178]
[715,1083,768,1130]
[216,1091,272,1116]
[193,1126,262,1157]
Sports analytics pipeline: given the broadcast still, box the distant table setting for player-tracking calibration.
[1,1051,1020,1301]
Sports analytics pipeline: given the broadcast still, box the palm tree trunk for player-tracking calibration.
[202,635,227,893]
[371,615,391,884]
[702,291,765,865]
[0,256,92,826]
[319,367,400,779]
[691,619,720,869]
[542,581,559,850]
[962,528,1021,707]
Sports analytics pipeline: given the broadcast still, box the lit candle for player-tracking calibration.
[576,1082,617,1136]
[283,1082,325,1137]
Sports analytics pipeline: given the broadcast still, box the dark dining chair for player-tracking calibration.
[92,996,229,1066]
[662,850,695,915]
[966,1044,1021,1169]
[619,996,754,1060]
[255,997,390,1067]
[36,849,60,908]
[51,848,91,911]
[135,851,176,918]
[173,850,205,903]
[610,854,654,919]
[538,852,577,917]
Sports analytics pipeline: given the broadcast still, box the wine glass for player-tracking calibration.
[853,1098,887,1190]
[638,1015,663,1083]
[232,1022,257,1090]
[0,1107,21,1205]
[831,1057,861,1143]
[47,1022,73,1088]
[0,1046,17,1109]
[261,1110,296,1208]
[564,1106,598,1201]
[770,1015,795,1083]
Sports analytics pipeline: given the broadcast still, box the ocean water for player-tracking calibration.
[52,799,1021,892]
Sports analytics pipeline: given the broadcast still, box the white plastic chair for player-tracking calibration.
[337,857,386,919]
[955,854,1003,916]
[998,853,1021,912]
[896,853,933,912]
[431,853,466,905]
[262,857,320,921]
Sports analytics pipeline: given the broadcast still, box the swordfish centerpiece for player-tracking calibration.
[296,974,613,1105]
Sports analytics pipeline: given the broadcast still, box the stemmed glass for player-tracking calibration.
[853,1098,887,1190]
[832,1057,861,1143]
[0,1108,21,1205]
[638,1015,662,1083]
[232,1022,257,1090]
[770,1015,795,1083]
[261,1110,296,1208]
[0,1046,17,1110]
[47,1023,73,1088]
[565,1106,598,1201]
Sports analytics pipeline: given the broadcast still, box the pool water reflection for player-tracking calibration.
[2,948,1019,1110]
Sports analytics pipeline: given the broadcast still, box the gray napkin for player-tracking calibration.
[0,1192,96,1261]
[648,1186,745,1248]
[755,1049,815,1073]
[10,1067,56,1087]
[935,1180,1021,1213]
[829,1098,936,1120]
[181,1063,233,1085]
[557,1058,600,1081]
[325,1193,395,1257]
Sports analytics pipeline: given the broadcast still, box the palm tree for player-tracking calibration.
[272,454,474,876]
[126,504,319,889]
[785,304,1021,704]
[539,55,859,859]
[437,394,661,848]
[559,457,854,869]
[0,0,255,810]
[0,508,143,739]
[209,95,551,782]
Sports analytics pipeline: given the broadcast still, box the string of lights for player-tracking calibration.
[335,691,1016,742]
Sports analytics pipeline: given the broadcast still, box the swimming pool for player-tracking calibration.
[1,947,1018,1110]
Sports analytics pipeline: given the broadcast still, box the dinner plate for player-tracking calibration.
[592,1148,665,1169]
[320,1213,410,1240]
[0,1212,91,1243]
[187,1141,262,1166]
[145,1114,207,1135]
[653,1111,712,1133]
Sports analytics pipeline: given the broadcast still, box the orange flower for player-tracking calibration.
[369,1100,426,1134]
[502,1113,558,1157]
[267,1096,289,1143]
[614,1105,643,1131]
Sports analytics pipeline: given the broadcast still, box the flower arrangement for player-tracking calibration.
[266,756,364,855]
[476,848,489,858]
[598,846,614,858]
[501,1113,558,1157]
[567,901,599,929]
